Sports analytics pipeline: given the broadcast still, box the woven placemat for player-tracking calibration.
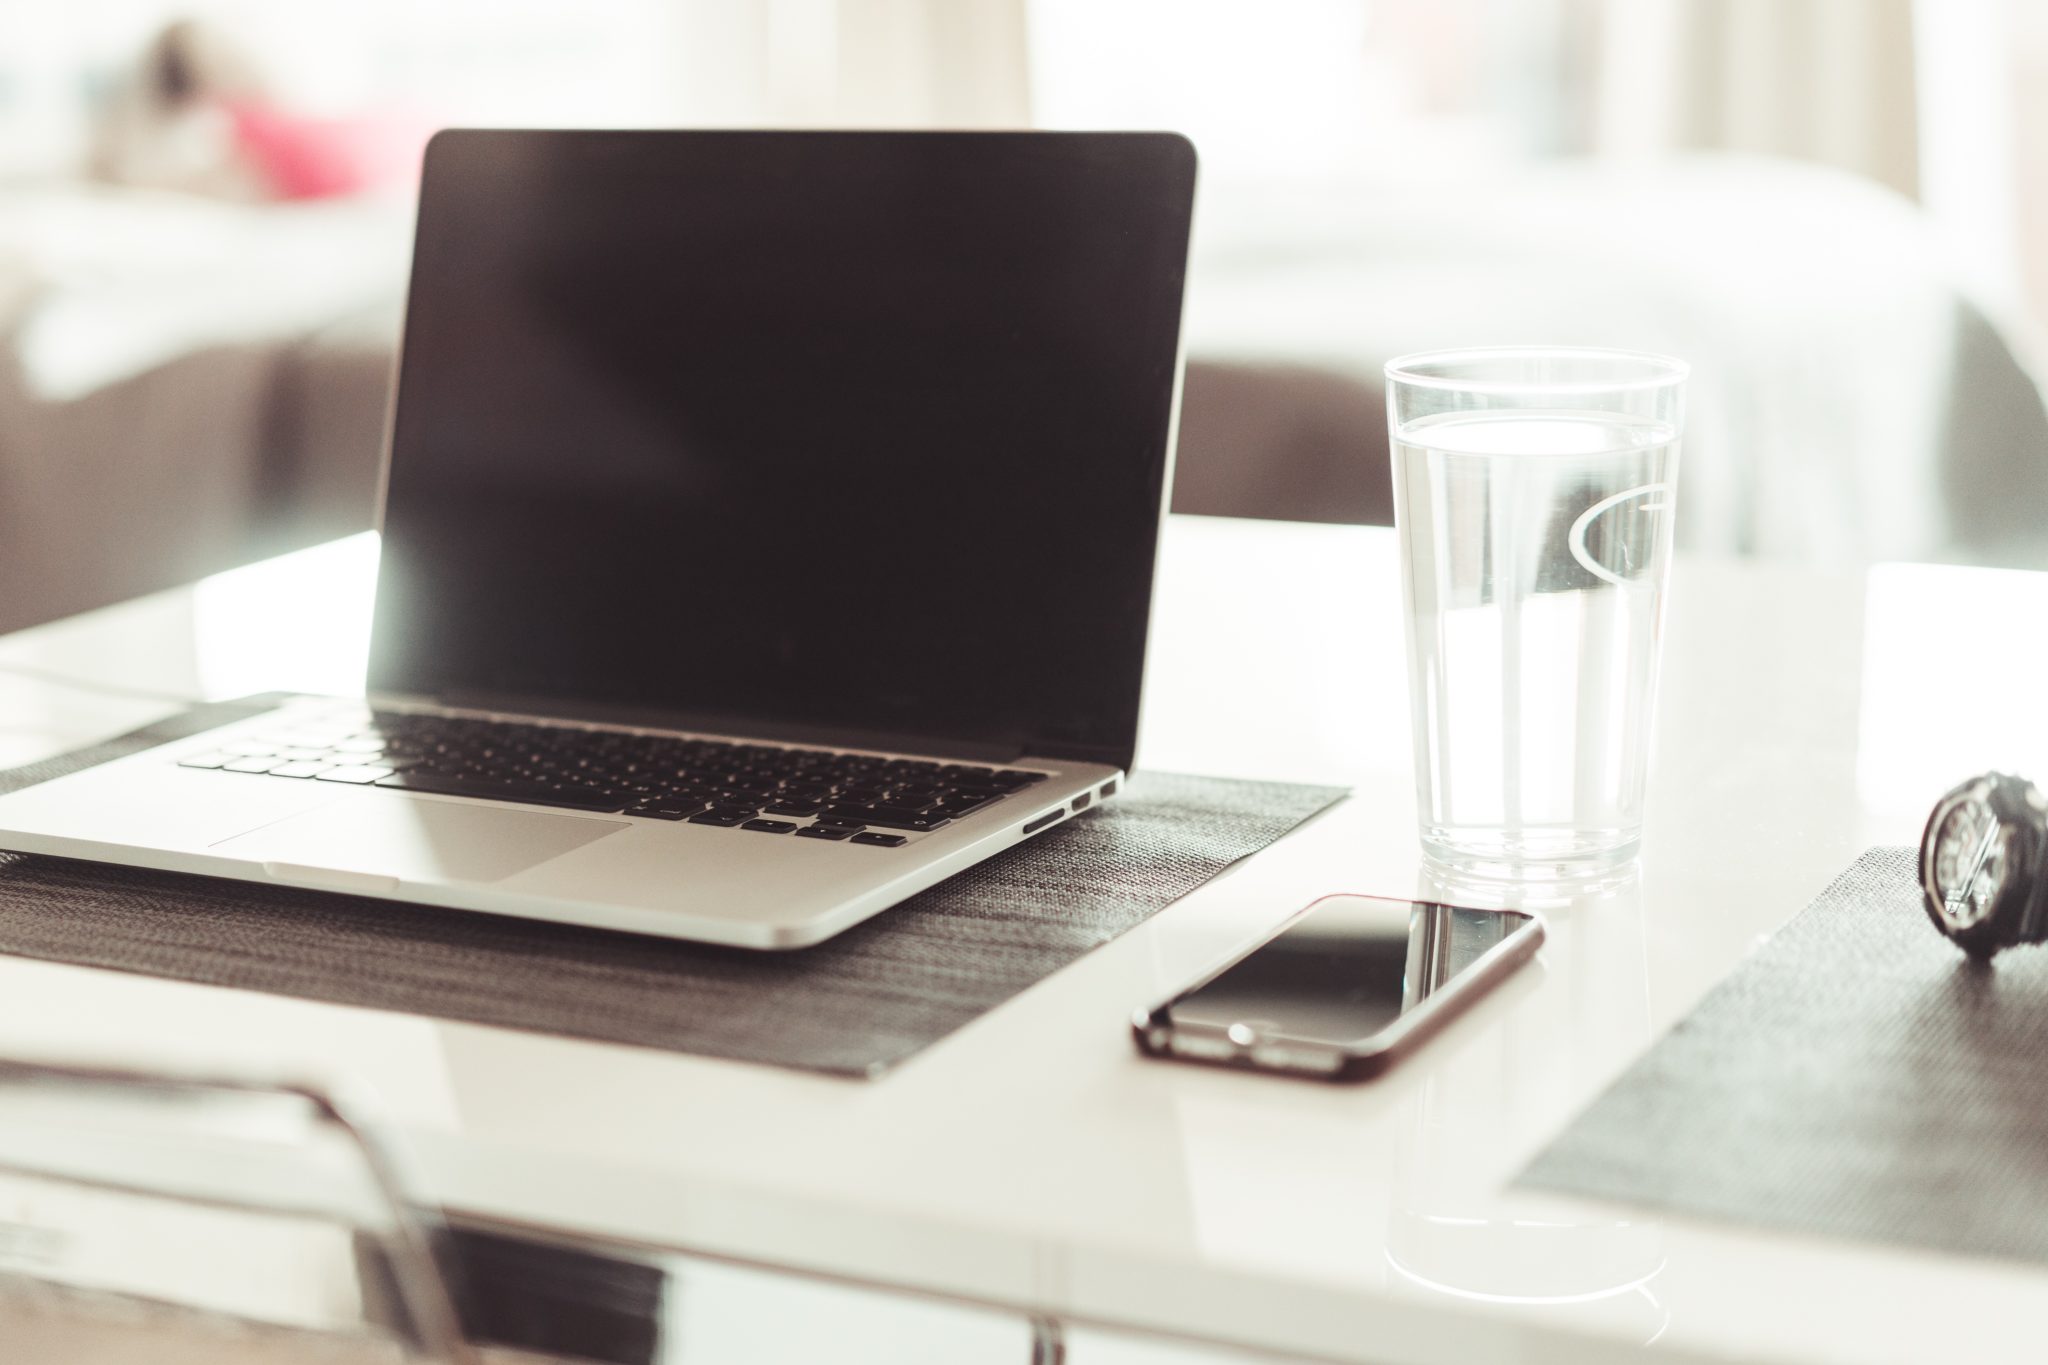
[0,699,1344,1077]
[1518,846,2048,1264]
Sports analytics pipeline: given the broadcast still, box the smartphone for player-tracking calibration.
[1132,894,1544,1081]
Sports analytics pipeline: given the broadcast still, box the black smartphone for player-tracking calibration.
[1132,894,1544,1081]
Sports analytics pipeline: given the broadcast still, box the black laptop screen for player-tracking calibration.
[370,130,1195,769]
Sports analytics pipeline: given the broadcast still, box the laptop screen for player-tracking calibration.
[371,130,1195,770]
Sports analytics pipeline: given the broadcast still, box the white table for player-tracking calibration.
[1,514,2045,1364]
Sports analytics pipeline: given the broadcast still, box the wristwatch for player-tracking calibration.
[1919,771,2048,957]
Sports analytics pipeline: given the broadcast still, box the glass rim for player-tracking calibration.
[1384,346,1689,396]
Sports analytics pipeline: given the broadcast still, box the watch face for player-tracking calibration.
[1925,779,2011,934]
[1920,773,2048,955]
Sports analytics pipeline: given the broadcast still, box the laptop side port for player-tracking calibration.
[1071,793,1092,812]
[1023,809,1065,835]
[1098,780,1118,799]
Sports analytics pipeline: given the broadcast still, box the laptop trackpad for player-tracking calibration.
[215,796,628,885]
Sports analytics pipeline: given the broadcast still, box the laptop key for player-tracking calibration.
[741,819,797,835]
[707,801,762,818]
[863,813,951,832]
[811,815,865,831]
[934,795,997,817]
[868,798,938,816]
[687,810,750,827]
[827,805,951,832]
[550,778,631,798]
[850,832,908,848]
[626,801,706,821]
[266,761,333,779]
[316,765,395,784]
[178,754,230,769]
[795,824,853,840]
[223,757,279,774]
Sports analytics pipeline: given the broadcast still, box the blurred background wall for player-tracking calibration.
[0,0,2043,632]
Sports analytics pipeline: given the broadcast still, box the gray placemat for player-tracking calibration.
[0,699,1344,1077]
[1518,845,2048,1264]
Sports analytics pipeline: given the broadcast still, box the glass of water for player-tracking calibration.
[1386,347,1687,881]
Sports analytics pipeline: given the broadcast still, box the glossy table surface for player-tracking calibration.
[2,513,2045,1364]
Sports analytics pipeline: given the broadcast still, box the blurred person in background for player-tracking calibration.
[91,17,426,202]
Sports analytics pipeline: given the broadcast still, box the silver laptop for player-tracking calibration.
[0,129,1197,949]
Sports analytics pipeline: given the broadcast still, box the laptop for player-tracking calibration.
[0,129,1197,949]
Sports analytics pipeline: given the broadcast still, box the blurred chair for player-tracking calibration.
[0,1056,1346,1363]
[0,1059,477,1364]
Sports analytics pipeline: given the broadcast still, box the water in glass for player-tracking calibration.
[1394,409,1680,876]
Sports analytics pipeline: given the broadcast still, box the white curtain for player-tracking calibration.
[759,0,1031,128]
[1585,0,1920,198]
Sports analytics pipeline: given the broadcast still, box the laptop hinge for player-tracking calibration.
[370,691,1028,764]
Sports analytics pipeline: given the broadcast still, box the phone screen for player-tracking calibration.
[1164,896,1535,1045]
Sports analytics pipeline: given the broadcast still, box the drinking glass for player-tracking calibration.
[1386,347,1687,880]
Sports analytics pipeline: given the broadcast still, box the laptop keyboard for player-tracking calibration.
[177,710,1051,846]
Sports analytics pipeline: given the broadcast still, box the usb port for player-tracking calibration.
[1071,793,1092,812]
[1098,780,1118,800]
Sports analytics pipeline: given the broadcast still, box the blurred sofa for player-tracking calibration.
[0,187,401,633]
[2,154,2044,636]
